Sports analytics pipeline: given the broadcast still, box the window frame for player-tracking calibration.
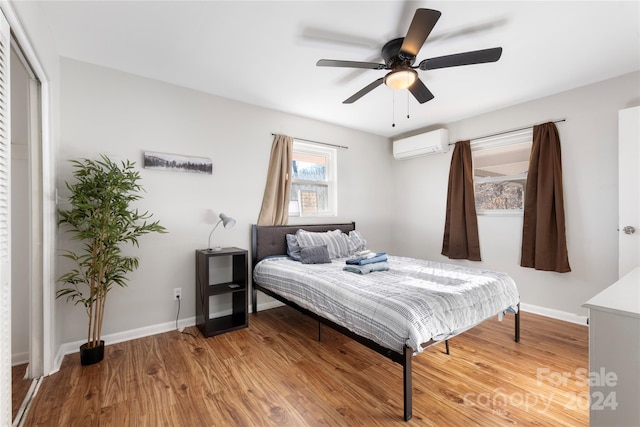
[471,129,533,216]
[289,140,338,218]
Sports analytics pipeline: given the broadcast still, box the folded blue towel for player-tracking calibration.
[343,261,390,275]
[346,252,388,265]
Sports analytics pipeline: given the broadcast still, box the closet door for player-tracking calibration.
[0,9,11,426]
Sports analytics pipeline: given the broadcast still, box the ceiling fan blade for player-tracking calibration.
[317,59,385,70]
[418,47,503,70]
[343,78,384,104]
[408,78,434,104]
[427,19,507,45]
[400,8,442,58]
[302,27,381,51]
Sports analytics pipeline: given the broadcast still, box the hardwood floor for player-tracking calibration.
[22,307,588,426]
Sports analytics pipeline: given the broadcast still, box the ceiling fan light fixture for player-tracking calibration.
[384,69,417,90]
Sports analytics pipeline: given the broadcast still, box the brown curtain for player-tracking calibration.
[257,134,293,226]
[442,140,481,261]
[521,122,571,272]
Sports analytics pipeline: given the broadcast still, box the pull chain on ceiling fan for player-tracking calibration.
[391,89,412,128]
[316,8,503,105]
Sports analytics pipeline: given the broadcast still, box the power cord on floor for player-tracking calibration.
[175,295,196,338]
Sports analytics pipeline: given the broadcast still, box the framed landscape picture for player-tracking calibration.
[143,151,213,175]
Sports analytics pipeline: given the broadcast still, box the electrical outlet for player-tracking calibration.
[173,288,182,300]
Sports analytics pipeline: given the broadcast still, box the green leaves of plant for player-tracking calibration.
[57,155,167,347]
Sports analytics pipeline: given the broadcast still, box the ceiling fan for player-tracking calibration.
[316,8,503,104]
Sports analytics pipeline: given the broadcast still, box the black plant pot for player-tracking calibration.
[79,341,105,366]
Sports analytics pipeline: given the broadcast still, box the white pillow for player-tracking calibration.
[347,230,367,254]
[295,229,351,259]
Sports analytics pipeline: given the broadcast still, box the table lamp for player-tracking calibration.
[207,213,236,251]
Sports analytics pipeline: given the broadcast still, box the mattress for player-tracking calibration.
[253,255,520,354]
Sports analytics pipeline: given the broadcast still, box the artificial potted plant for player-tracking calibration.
[57,155,166,365]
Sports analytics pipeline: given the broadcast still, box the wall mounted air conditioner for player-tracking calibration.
[393,128,450,160]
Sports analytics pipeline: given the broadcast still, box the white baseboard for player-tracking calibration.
[52,315,196,374]
[52,300,286,373]
[253,300,284,312]
[12,351,29,366]
[520,302,588,325]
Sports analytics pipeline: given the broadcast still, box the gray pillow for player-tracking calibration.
[286,234,302,261]
[300,245,331,264]
[295,229,351,259]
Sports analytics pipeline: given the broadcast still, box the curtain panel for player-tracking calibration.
[257,134,293,226]
[521,122,571,272]
[442,140,481,261]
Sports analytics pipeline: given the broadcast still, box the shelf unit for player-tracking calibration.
[195,247,248,337]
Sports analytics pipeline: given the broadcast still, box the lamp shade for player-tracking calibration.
[219,213,236,229]
[384,69,417,91]
[207,213,236,250]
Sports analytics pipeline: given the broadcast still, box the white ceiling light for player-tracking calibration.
[384,69,417,90]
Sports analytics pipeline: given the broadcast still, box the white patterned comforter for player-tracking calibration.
[253,256,519,354]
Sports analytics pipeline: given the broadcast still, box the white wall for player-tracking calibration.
[392,71,640,318]
[58,58,393,344]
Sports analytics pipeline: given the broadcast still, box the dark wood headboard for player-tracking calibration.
[251,222,356,267]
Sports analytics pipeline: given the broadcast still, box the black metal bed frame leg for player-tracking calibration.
[445,339,450,355]
[403,346,413,421]
[252,287,257,314]
[515,302,520,342]
[318,322,322,341]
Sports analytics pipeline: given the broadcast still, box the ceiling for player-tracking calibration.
[36,1,640,138]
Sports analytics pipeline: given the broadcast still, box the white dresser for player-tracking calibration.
[583,267,640,426]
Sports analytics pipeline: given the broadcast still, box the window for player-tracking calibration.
[472,129,533,215]
[288,141,337,217]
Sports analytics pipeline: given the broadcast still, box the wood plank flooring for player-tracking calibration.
[22,307,588,426]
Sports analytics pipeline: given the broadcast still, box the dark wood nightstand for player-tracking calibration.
[195,247,248,337]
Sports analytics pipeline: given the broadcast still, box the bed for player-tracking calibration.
[251,222,520,421]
